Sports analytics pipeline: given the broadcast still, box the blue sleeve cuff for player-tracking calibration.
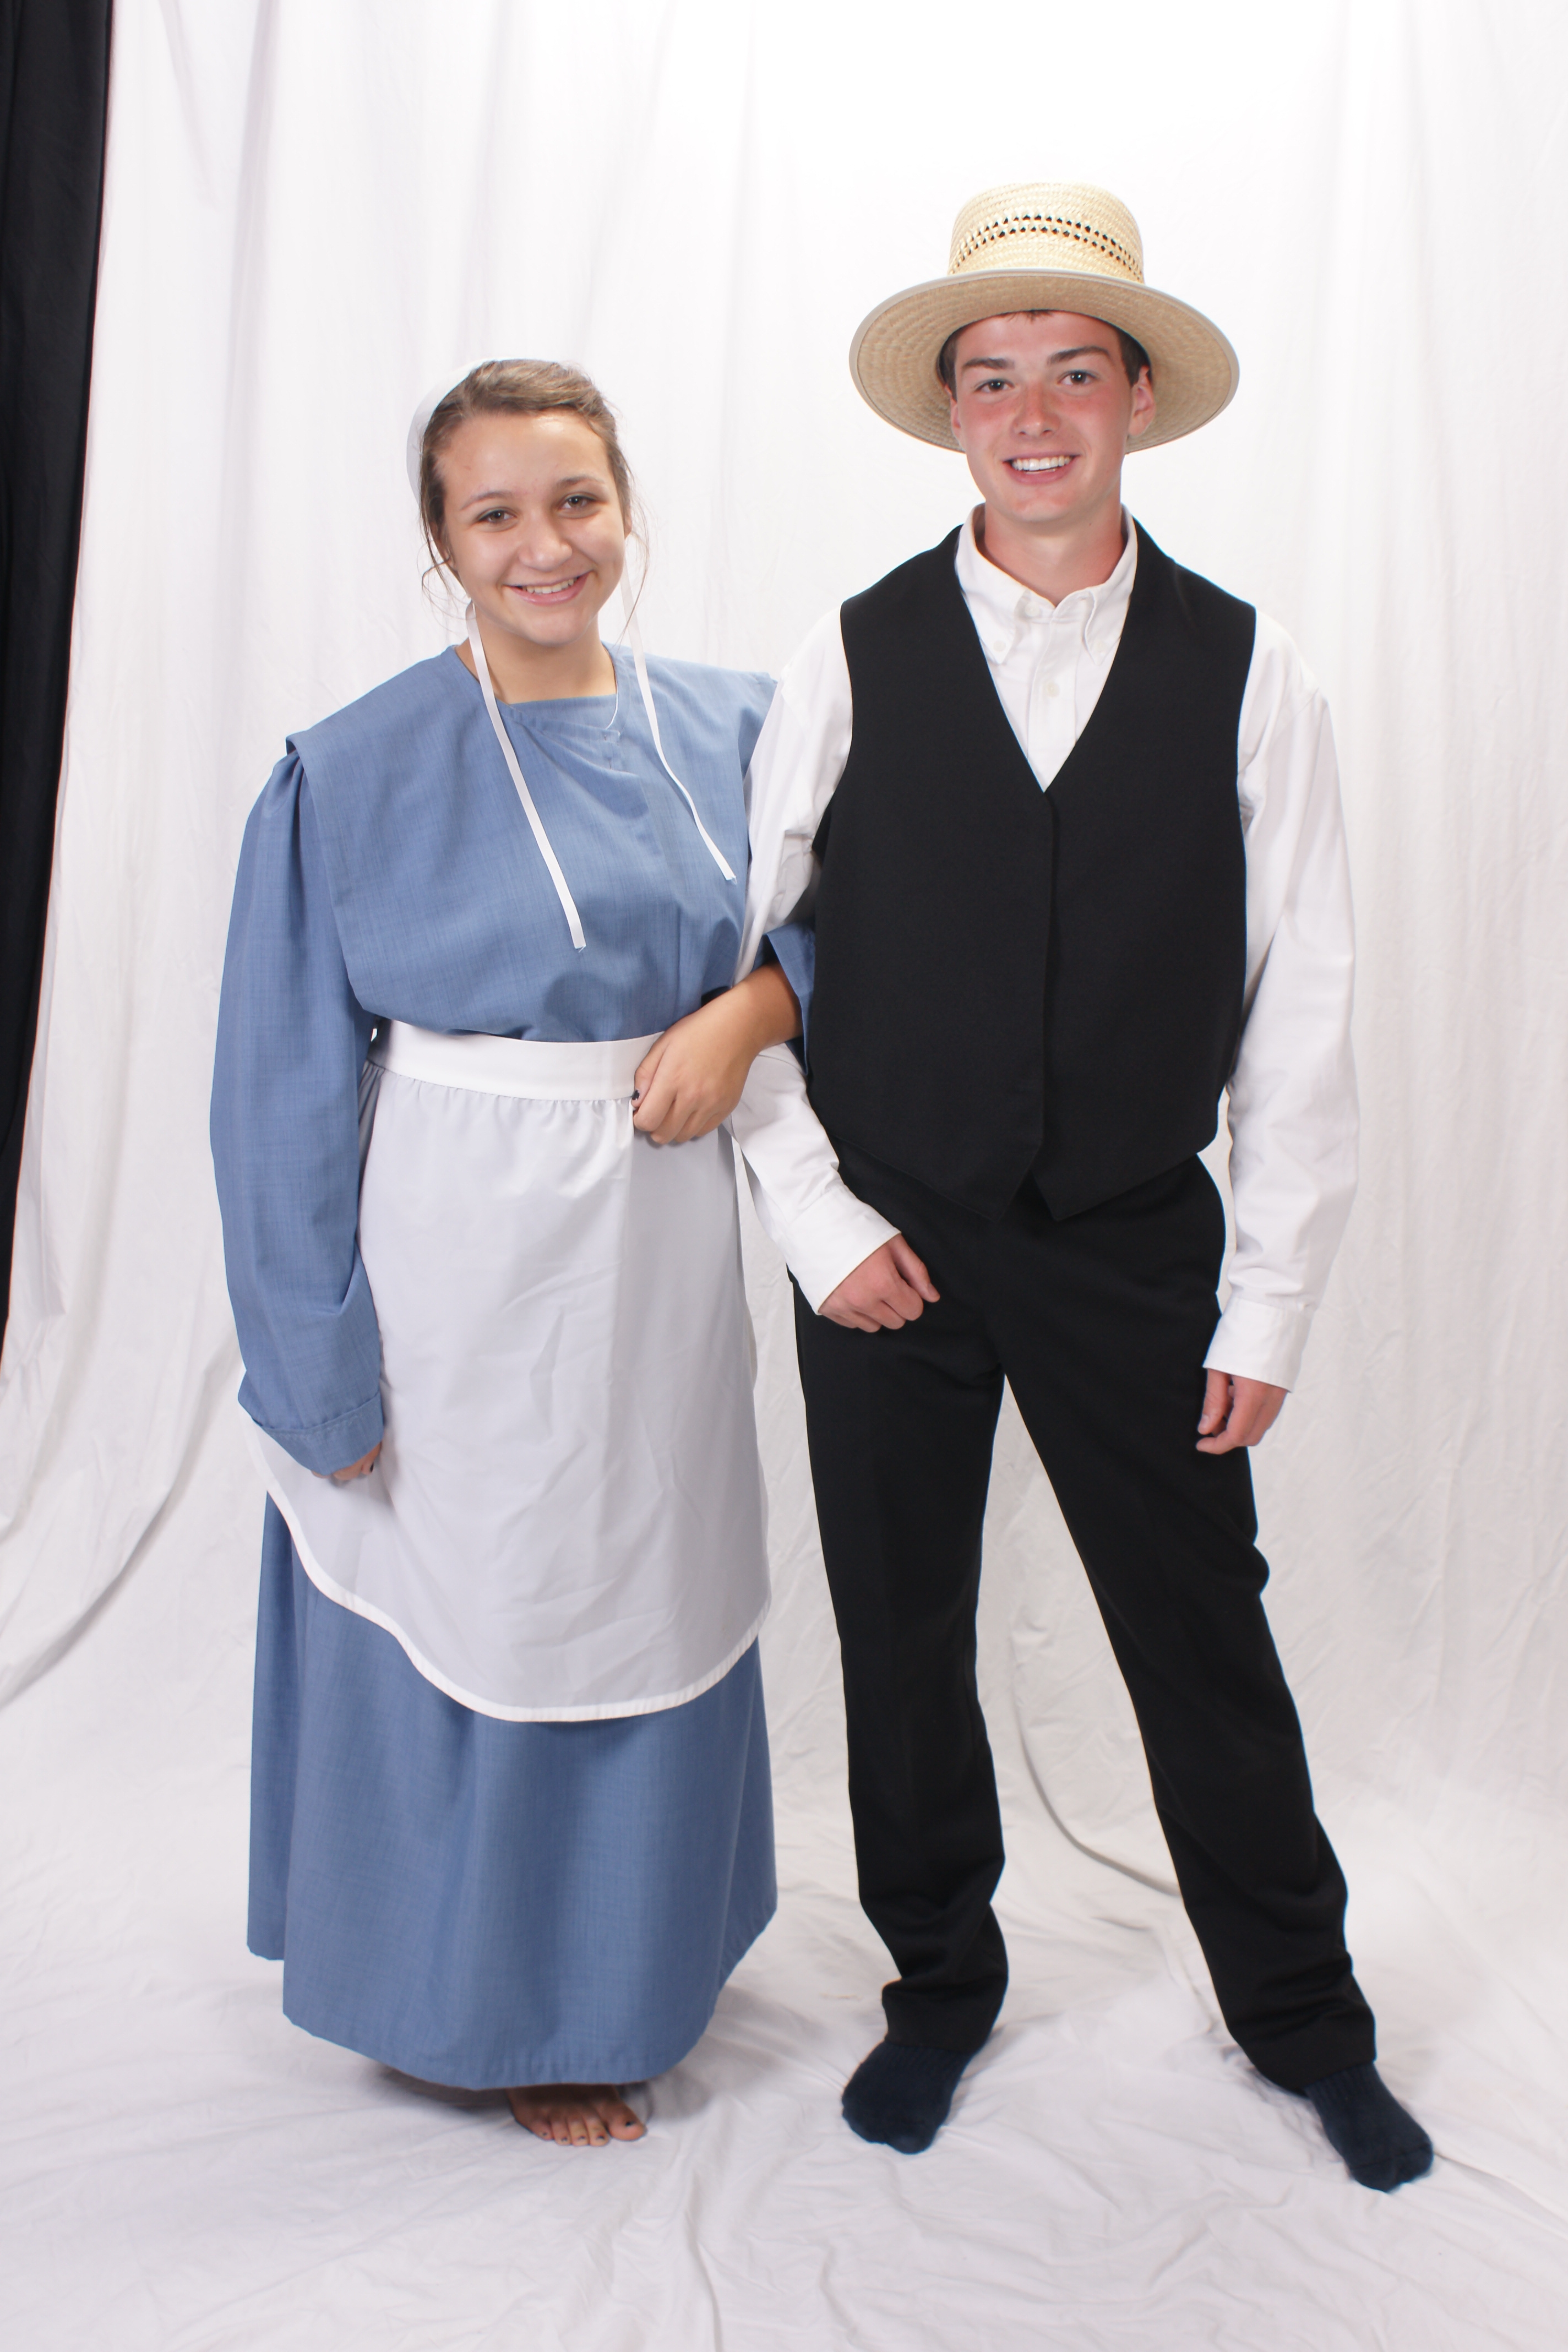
[240,1382,385,1476]
[764,923,815,1063]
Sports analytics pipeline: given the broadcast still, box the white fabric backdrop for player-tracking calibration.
[3,2,1567,2344]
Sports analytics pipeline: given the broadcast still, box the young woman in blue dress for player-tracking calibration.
[211,361,927,2147]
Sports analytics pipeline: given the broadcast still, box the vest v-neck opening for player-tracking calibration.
[944,522,1152,806]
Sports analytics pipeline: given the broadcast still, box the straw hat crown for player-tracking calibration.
[947,183,1145,282]
[850,180,1238,454]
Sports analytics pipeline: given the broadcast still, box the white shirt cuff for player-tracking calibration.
[727,1044,898,1312]
[749,1180,899,1313]
[1204,1293,1315,1391]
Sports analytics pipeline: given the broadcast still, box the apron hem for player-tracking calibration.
[254,1428,770,1722]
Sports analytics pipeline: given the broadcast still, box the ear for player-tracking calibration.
[1126,367,1156,444]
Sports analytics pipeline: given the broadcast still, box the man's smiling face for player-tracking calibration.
[945,310,1155,545]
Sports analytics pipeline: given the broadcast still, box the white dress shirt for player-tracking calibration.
[956,503,1139,776]
[741,511,1359,1391]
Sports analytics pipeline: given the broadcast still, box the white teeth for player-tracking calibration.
[1011,456,1070,472]
[519,579,578,596]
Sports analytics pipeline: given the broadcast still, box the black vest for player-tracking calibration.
[806,524,1255,1219]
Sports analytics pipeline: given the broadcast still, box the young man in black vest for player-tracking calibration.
[734,183,1433,2192]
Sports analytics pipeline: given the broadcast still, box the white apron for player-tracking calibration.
[254,1021,770,1722]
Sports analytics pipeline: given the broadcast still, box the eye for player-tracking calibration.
[561,492,602,511]
[977,377,1009,394]
[476,507,511,525]
[1063,370,1096,386]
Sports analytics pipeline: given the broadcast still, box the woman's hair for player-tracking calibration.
[418,360,638,576]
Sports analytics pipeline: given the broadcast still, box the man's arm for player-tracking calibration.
[736,607,856,982]
[726,1043,925,1315]
[1196,1371,1286,1455]
[730,612,939,1324]
[1201,616,1358,1443]
[625,607,936,1325]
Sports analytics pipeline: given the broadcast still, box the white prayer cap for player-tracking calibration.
[406,362,494,500]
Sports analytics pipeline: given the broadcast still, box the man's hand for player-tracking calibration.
[819,1237,939,1331]
[633,963,800,1145]
[328,1441,382,1482]
[1196,1370,1286,1454]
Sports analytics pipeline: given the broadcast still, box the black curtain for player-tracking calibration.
[0,0,113,1340]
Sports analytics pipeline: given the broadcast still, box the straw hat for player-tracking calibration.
[850,182,1238,454]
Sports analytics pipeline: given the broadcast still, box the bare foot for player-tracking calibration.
[507,2083,646,2147]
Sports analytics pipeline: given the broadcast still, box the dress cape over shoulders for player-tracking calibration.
[261,641,774,1049]
[289,646,774,786]
[285,651,470,803]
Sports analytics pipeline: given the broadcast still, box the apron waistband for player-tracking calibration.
[367,1021,660,1101]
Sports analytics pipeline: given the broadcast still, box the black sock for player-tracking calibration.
[1301,2062,1434,2191]
[841,2038,973,2154]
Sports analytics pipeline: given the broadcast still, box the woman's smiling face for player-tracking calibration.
[435,409,628,659]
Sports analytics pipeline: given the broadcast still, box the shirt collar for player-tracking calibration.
[954,506,1138,662]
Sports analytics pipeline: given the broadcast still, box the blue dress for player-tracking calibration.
[213,644,778,2088]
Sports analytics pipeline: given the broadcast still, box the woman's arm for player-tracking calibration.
[631,960,799,1142]
[634,613,853,1142]
[210,756,383,1477]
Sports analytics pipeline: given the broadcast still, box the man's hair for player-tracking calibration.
[935,315,1151,396]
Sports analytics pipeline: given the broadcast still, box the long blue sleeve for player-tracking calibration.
[210,646,772,1471]
[211,756,382,1474]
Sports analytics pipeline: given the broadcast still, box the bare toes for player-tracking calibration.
[509,2083,642,2147]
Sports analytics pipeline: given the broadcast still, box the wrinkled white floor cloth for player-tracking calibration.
[3,1423,1565,2352]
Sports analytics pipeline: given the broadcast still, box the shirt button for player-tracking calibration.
[1045,680,1060,699]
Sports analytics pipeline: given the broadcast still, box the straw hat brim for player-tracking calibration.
[850,269,1238,453]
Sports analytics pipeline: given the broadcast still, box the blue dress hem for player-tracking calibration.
[257,1890,778,2090]
[249,1515,777,2090]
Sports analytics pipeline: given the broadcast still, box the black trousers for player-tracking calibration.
[793,1143,1376,2091]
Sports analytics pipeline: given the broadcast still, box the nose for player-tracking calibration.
[514,512,575,571]
[1016,375,1059,435]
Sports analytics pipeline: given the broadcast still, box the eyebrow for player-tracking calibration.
[960,343,1113,372]
[459,474,606,508]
